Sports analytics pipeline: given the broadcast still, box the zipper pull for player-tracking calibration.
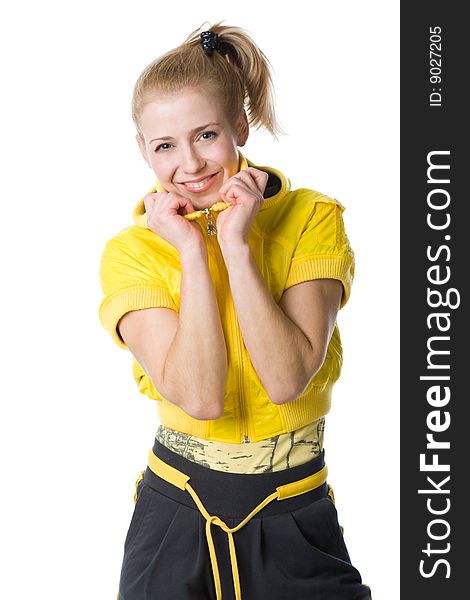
[204,208,217,236]
[243,435,250,443]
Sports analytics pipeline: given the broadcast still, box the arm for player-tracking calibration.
[215,167,345,405]
[222,243,342,404]
[117,190,229,420]
[118,241,227,420]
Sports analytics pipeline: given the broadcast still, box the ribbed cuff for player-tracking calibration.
[279,385,332,432]
[285,255,354,308]
[99,285,177,349]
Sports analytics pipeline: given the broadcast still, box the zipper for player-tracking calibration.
[203,208,217,236]
[230,296,250,443]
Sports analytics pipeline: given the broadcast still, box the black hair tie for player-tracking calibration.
[200,31,228,57]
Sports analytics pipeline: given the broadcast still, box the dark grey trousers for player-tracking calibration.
[118,439,371,599]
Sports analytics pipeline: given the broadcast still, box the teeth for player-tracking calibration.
[184,175,212,190]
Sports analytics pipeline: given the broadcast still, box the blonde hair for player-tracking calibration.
[132,21,285,141]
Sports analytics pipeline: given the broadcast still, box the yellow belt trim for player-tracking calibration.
[146,449,329,600]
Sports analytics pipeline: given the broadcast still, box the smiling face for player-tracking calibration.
[136,87,249,210]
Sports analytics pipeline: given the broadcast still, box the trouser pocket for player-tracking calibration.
[133,470,145,504]
[123,470,151,554]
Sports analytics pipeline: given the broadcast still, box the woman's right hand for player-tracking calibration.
[144,191,205,253]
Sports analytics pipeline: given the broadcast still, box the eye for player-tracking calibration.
[200,131,217,141]
[154,142,172,152]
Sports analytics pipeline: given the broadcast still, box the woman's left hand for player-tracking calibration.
[216,167,268,248]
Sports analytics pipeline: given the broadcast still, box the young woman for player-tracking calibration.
[99,22,371,600]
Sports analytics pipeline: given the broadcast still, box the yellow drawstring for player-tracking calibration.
[183,201,231,221]
[185,481,281,600]
[185,201,232,235]
[147,449,328,600]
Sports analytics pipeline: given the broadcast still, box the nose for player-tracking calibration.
[180,145,206,175]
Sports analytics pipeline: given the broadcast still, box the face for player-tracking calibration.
[137,87,249,210]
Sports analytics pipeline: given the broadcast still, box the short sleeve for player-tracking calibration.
[285,200,355,308]
[98,234,177,349]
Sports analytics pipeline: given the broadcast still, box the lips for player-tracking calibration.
[177,173,218,193]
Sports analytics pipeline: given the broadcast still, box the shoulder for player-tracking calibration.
[100,224,177,265]
[292,189,348,240]
[99,224,180,294]
[98,224,179,342]
[260,184,348,244]
[284,187,346,222]
[248,155,346,222]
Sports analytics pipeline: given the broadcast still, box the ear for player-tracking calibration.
[235,111,249,147]
[136,134,152,169]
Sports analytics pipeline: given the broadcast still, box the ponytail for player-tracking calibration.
[132,21,285,141]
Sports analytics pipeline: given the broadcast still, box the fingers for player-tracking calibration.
[143,194,157,218]
[144,191,196,217]
[219,172,255,197]
[245,167,269,194]
[219,168,269,200]
[174,195,196,215]
[220,183,247,204]
[143,191,204,251]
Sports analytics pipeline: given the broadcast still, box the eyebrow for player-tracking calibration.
[149,122,220,144]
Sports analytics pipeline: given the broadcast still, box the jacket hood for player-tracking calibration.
[132,150,290,228]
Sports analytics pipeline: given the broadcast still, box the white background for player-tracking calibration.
[0,1,399,598]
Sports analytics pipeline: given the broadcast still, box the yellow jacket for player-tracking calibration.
[98,152,354,443]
